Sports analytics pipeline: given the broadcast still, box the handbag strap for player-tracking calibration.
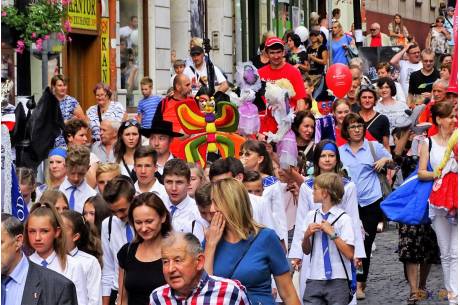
[366,113,381,131]
[310,209,346,262]
[229,231,261,278]
[368,140,377,163]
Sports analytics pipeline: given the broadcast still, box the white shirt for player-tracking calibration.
[289,178,365,260]
[183,62,226,88]
[69,248,102,305]
[164,195,200,233]
[394,81,406,104]
[248,193,276,230]
[280,182,298,231]
[398,60,422,97]
[119,26,134,47]
[157,153,174,176]
[189,217,210,243]
[29,251,88,305]
[134,179,168,202]
[305,206,355,280]
[101,216,134,296]
[262,179,288,247]
[59,177,97,213]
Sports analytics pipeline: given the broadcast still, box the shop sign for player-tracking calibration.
[68,0,97,31]
[101,17,110,83]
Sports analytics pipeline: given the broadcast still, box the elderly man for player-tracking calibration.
[91,120,119,163]
[364,23,391,47]
[418,79,450,136]
[183,46,229,94]
[1,214,78,305]
[150,232,251,304]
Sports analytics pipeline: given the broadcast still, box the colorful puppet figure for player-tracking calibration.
[264,79,298,169]
[175,94,245,167]
[430,129,458,216]
[229,62,262,136]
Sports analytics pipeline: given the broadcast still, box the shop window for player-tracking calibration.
[119,0,143,106]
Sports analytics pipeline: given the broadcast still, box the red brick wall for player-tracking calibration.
[366,11,432,48]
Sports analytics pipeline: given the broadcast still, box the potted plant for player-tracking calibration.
[1,0,72,54]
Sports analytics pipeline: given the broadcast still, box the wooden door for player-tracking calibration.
[63,34,100,112]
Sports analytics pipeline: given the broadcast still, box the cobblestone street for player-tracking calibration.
[359,223,448,305]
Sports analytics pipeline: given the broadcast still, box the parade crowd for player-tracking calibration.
[1,6,458,305]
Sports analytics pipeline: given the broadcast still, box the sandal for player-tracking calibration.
[407,293,418,305]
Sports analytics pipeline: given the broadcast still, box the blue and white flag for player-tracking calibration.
[11,165,29,222]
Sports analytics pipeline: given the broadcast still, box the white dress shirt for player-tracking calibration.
[70,247,102,305]
[262,179,288,247]
[29,251,88,305]
[189,217,210,243]
[59,177,97,213]
[304,206,354,280]
[101,216,133,296]
[156,153,174,176]
[163,195,200,233]
[134,179,168,203]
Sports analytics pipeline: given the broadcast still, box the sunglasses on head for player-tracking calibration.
[124,119,140,128]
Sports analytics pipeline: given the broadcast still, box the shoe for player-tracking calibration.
[407,293,418,305]
[417,288,429,300]
[356,290,366,300]
[377,222,384,233]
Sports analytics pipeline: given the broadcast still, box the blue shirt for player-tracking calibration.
[339,140,392,207]
[444,18,455,46]
[137,95,162,129]
[4,253,29,305]
[212,228,289,305]
[331,35,351,65]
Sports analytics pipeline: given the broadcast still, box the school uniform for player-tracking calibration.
[262,176,288,248]
[101,216,134,304]
[163,195,200,233]
[29,251,88,305]
[69,247,102,305]
[59,178,97,213]
[134,180,168,203]
[303,207,355,305]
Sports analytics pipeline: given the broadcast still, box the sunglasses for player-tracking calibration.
[360,84,376,91]
[123,119,140,128]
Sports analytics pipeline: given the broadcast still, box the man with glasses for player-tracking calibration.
[408,48,440,100]
[364,23,391,47]
[390,42,423,97]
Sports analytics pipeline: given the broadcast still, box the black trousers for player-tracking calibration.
[109,289,118,305]
[357,198,383,283]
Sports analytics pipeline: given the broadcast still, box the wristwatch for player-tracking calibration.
[329,232,339,240]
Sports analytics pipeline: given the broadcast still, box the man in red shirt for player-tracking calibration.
[364,23,391,47]
[151,74,194,158]
[258,37,308,111]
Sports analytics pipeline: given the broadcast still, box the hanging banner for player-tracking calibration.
[68,0,97,31]
[101,17,110,84]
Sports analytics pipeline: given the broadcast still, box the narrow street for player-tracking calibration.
[360,223,448,305]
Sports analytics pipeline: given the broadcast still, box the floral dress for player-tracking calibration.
[430,28,449,55]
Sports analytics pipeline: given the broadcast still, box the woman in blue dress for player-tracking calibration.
[204,178,301,305]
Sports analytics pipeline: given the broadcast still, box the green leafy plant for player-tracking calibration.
[2,0,72,53]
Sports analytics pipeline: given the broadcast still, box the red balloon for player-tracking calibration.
[325,64,352,98]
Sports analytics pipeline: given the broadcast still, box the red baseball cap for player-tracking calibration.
[265,37,284,49]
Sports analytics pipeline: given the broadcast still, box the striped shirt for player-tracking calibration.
[137,95,162,129]
[150,271,251,305]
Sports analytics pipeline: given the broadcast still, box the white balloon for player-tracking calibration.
[294,26,309,42]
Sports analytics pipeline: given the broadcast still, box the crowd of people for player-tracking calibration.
[1,6,458,305]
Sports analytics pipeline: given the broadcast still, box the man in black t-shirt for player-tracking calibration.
[408,49,440,98]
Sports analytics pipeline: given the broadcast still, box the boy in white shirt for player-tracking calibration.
[302,173,355,305]
[133,145,167,201]
[190,183,213,243]
[163,158,200,232]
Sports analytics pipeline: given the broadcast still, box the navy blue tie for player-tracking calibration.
[1,275,12,305]
[322,212,333,280]
[41,260,48,268]
[68,186,77,210]
[125,224,133,242]
[170,205,178,217]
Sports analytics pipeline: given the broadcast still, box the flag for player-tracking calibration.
[11,165,29,222]
[448,3,458,93]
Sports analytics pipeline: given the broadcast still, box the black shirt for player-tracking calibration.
[362,112,390,144]
[118,242,165,305]
[408,69,440,95]
[306,44,327,75]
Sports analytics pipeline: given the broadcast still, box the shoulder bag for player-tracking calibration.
[368,140,392,198]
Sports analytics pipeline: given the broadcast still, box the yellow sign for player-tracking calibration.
[101,18,110,84]
[68,0,97,30]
